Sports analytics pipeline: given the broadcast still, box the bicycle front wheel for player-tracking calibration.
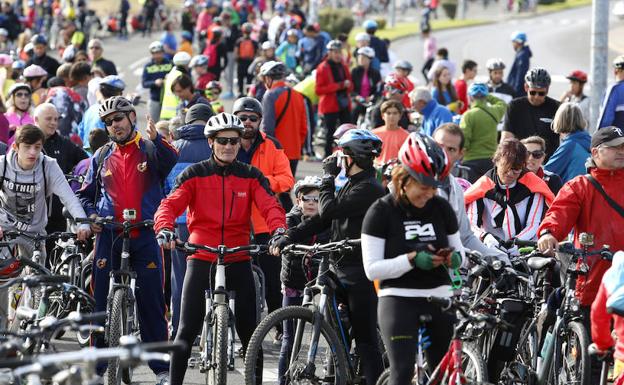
[552,320,590,385]
[107,289,128,385]
[243,306,348,385]
[206,304,229,385]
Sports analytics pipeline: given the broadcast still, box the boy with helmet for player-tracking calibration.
[142,41,173,121]
[507,31,532,97]
[486,58,515,104]
[77,96,178,382]
[393,60,415,109]
[370,73,412,130]
[155,112,286,385]
[205,80,225,114]
[270,128,386,385]
[362,132,461,385]
[190,54,215,93]
[23,64,48,106]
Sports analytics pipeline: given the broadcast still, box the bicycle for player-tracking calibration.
[244,239,379,385]
[175,241,267,385]
[375,296,490,385]
[76,209,155,385]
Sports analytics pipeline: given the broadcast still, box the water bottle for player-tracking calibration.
[540,330,553,358]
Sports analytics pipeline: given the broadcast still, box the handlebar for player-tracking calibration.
[427,296,512,329]
[283,239,361,254]
[75,217,154,231]
[175,242,267,256]
[0,271,64,289]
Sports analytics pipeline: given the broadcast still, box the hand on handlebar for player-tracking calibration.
[268,234,291,256]
[537,234,558,256]
[89,214,103,233]
[156,229,176,250]
[76,226,91,241]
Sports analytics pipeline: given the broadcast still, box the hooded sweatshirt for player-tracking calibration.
[544,130,591,183]
[0,149,88,235]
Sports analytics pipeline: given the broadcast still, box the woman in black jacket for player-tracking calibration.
[350,46,382,124]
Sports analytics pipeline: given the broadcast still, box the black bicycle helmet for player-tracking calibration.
[524,67,551,88]
[30,34,47,46]
[338,129,382,158]
[232,97,263,117]
[259,61,288,79]
[99,96,135,118]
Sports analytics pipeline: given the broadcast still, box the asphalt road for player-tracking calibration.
[56,6,621,384]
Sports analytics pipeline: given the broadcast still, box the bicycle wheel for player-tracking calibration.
[375,368,390,385]
[243,306,348,385]
[206,304,228,385]
[461,343,488,383]
[107,289,127,385]
[552,321,590,385]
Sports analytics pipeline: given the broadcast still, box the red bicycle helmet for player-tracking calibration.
[384,73,410,95]
[398,132,451,187]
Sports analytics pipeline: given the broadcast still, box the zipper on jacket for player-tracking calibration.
[229,191,235,219]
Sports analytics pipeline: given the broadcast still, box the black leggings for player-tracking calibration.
[254,233,283,333]
[170,259,258,385]
[378,296,454,385]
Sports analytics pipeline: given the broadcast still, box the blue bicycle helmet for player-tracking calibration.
[363,19,378,31]
[338,129,382,158]
[468,82,489,98]
[510,31,527,43]
[181,30,193,42]
[190,54,209,67]
[100,75,126,91]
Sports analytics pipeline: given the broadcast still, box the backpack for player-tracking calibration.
[92,140,158,203]
[238,39,256,60]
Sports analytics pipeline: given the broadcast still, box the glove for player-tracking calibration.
[322,154,342,177]
[447,251,462,269]
[412,250,435,270]
[156,228,176,247]
[269,234,292,250]
[482,233,501,249]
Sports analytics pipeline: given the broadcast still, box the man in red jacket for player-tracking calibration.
[316,39,354,158]
[155,113,286,385]
[538,126,624,314]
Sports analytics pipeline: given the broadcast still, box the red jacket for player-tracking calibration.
[538,167,624,305]
[592,281,624,362]
[249,132,294,234]
[315,58,353,115]
[154,158,286,263]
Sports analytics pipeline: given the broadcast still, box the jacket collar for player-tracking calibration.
[348,167,376,183]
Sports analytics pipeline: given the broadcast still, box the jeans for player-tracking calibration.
[278,294,303,385]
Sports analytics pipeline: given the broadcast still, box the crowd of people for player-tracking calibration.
[0,0,623,385]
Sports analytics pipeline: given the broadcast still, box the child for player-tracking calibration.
[205,80,225,114]
[178,31,194,56]
[189,54,215,94]
[276,29,299,73]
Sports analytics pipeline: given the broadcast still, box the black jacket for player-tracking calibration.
[27,55,60,79]
[294,168,385,276]
[350,66,382,102]
[92,57,118,76]
[280,206,331,289]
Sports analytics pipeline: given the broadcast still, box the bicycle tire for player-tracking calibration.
[243,306,348,385]
[552,320,590,385]
[206,304,228,385]
[460,343,488,383]
[107,289,127,385]
[375,368,390,385]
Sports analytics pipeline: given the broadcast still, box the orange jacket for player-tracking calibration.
[250,132,295,234]
[261,81,308,160]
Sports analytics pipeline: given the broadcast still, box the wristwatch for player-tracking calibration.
[273,227,286,237]
[539,229,552,238]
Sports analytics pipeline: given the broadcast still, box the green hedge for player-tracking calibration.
[318,8,355,37]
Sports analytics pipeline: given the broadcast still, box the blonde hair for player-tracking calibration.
[520,136,546,152]
[551,102,586,134]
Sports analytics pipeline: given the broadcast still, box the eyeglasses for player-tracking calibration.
[14,92,30,98]
[301,195,319,202]
[527,150,545,159]
[89,46,102,50]
[214,137,241,145]
[103,114,126,127]
[237,114,259,122]
[505,167,523,175]
[528,90,546,96]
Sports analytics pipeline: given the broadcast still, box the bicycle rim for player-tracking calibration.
[206,304,228,385]
[243,306,348,385]
[107,289,128,385]
[555,321,590,385]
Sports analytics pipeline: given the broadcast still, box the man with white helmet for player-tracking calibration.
[597,55,624,130]
[142,41,173,121]
[154,112,286,385]
[160,51,191,120]
[486,58,515,104]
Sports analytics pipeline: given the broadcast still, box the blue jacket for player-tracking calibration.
[544,130,591,183]
[421,99,453,136]
[77,103,105,151]
[142,59,173,102]
[598,80,624,130]
[165,123,212,224]
[507,45,532,97]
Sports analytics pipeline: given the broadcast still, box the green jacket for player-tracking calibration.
[459,95,507,161]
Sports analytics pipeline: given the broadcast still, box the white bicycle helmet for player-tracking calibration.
[23,64,47,78]
[486,58,506,71]
[99,96,135,118]
[173,51,192,67]
[204,113,244,138]
[149,41,164,53]
[357,47,375,59]
[294,176,322,196]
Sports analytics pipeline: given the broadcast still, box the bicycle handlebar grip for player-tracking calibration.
[23,274,69,286]
[513,239,537,248]
[0,357,33,369]
[75,311,107,324]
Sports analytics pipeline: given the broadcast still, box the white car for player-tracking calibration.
[614,0,624,19]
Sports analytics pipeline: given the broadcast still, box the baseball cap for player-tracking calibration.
[591,126,624,148]
[566,70,587,83]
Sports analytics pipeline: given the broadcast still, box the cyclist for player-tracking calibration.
[597,55,624,130]
[205,80,225,114]
[372,99,409,167]
[410,87,453,136]
[26,34,59,79]
[0,124,91,327]
[459,82,507,183]
[160,52,191,121]
[561,70,590,124]
[363,19,389,70]
[189,54,214,94]
[486,58,515,104]
[170,73,211,117]
[350,46,382,124]
[370,73,412,131]
[362,132,462,385]
[520,136,563,195]
[507,31,531,97]
[233,96,294,328]
[465,139,554,254]
[154,113,286,385]
[271,128,386,385]
[501,67,560,158]
[77,96,178,383]
[537,126,624,321]
[142,41,173,121]
[392,60,415,109]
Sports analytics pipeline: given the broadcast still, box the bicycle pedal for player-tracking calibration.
[188,357,198,368]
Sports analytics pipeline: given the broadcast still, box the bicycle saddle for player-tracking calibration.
[527,256,556,271]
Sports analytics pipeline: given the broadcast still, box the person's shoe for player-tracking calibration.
[156,371,169,385]
[273,331,283,345]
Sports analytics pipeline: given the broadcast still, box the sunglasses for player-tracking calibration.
[528,90,546,96]
[214,137,241,145]
[301,195,319,202]
[103,114,126,126]
[527,150,545,159]
[14,92,30,98]
[237,114,259,122]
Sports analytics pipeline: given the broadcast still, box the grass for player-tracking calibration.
[537,0,592,13]
[348,19,490,46]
